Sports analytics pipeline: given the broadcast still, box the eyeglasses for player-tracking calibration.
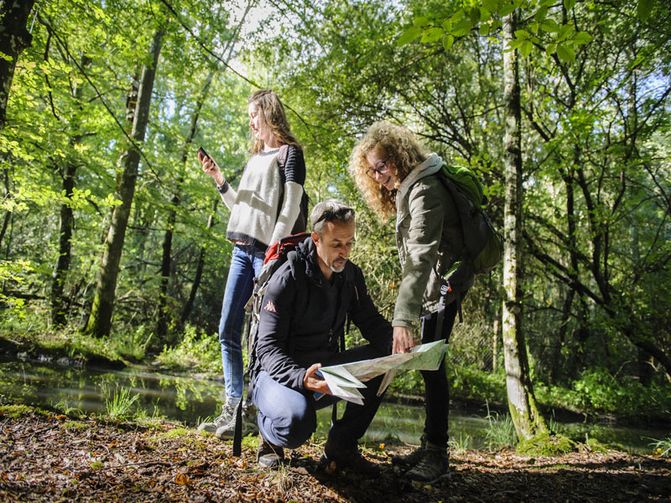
[365,159,390,179]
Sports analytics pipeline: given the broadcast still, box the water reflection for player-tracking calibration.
[0,359,665,454]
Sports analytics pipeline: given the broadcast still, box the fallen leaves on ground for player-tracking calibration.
[1,412,669,502]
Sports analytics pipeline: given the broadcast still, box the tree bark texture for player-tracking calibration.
[0,0,35,130]
[156,71,214,340]
[51,55,92,327]
[85,30,163,338]
[180,199,218,329]
[501,11,547,440]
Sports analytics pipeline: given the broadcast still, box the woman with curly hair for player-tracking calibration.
[350,121,471,483]
[197,89,307,440]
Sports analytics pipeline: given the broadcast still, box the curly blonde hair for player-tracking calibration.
[349,121,428,220]
[248,89,300,154]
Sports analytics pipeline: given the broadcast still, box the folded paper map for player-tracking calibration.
[315,340,447,405]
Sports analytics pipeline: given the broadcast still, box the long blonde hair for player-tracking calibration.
[349,121,428,220]
[248,89,300,154]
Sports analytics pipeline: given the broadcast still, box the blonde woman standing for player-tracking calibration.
[198,89,307,439]
[350,121,472,483]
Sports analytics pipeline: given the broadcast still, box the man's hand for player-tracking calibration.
[392,326,416,354]
[303,363,331,395]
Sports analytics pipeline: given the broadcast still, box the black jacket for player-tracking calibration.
[254,238,392,391]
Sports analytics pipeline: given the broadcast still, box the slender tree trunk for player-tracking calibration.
[0,0,35,130]
[501,11,547,440]
[51,56,92,327]
[85,30,163,337]
[0,161,10,250]
[179,199,218,329]
[156,71,214,340]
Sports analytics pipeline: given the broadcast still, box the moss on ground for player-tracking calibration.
[517,432,576,456]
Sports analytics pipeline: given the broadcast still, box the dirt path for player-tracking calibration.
[1,411,669,502]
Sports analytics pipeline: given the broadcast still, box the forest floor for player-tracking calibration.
[1,408,670,502]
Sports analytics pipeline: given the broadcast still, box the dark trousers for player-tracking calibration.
[252,344,387,450]
[420,298,460,449]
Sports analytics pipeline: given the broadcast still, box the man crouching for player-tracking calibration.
[250,199,412,474]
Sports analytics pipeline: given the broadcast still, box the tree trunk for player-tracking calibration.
[0,0,35,130]
[51,56,92,327]
[156,71,214,340]
[179,199,218,329]
[0,162,10,251]
[85,30,163,337]
[501,11,547,440]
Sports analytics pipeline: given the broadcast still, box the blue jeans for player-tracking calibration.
[251,344,386,449]
[219,244,265,399]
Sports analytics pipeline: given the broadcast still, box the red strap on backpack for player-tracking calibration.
[263,232,310,264]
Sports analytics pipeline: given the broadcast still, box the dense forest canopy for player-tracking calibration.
[1,0,669,395]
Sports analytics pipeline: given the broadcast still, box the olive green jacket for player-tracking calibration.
[393,154,466,328]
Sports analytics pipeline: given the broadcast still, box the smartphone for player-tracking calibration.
[197,146,211,161]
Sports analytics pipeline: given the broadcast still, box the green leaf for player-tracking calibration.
[573,31,593,46]
[515,29,530,40]
[557,44,576,63]
[558,23,574,41]
[413,16,430,27]
[469,6,481,24]
[499,2,515,16]
[520,40,534,58]
[442,34,455,51]
[546,42,557,55]
[541,19,560,32]
[564,0,576,10]
[397,26,422,46]
[421,27,445,44]
[480,7,492,22]
[483,0,499,12]
[637,0,653,21]
[452,18,474,37]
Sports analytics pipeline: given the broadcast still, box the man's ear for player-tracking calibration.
[311,231,320,244]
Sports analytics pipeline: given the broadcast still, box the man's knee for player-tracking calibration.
[253,376,317,449]
[259,400,316,449]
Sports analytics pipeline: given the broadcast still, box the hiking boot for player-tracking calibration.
[392,437,427,468]
[321,442,380,477]
[214,401,258,439]
[257,436,284,468]
[405,445,449,483]
[197,397,240,434]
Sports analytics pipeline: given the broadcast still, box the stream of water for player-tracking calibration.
[1,358,666,454]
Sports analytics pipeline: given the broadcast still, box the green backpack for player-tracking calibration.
[437,164,503,276]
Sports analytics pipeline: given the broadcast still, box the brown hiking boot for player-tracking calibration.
[321,442,380,476]
[405,445,449,483]
[257,436,284,468]
[392,436,427,468]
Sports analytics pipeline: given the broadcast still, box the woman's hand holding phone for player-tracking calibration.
[197,147,225,186]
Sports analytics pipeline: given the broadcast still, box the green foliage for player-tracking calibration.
[535,369,671,419]
[104,386,140,420]
[0,404,36,418]
[449,365,507,404]
[649,436,671,457]
[155,324,220,373]
[448,432,473,454]
[517,432,576,456]
[484,410,517,450]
